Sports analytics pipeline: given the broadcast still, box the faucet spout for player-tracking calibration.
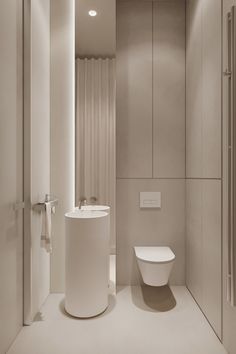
[78,197,87,210]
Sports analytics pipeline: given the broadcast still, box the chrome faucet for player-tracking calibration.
[78,197,87,210]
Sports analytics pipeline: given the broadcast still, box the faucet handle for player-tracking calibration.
[90,196,97,204]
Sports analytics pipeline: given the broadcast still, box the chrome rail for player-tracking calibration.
[226,6,236,307]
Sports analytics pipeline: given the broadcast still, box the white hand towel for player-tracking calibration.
[41,202,52,253]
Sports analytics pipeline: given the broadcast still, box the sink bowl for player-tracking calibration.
[65,210,109,318]
[67,209,108,217]
[74,204,110,213]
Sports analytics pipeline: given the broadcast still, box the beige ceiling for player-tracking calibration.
[75,0,116,57]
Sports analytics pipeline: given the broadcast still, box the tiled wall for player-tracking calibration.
[0,1,23,352]
[50,0,75,293]
[116,0,186,285]
[186,0,222,338]
[30,0,51,320]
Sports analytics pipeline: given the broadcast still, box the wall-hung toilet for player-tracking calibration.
[134,247,175,286]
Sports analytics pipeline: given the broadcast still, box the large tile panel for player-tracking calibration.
[202,180,221,337]
[186,0,221,178]
[153,0,185,178]
[186,179,221,337]
[186,179,203,305]
[202,0,221,178]
[116,2,152,178]
[186,0,203,177]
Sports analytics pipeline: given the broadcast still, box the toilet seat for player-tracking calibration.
[134,247,175,264]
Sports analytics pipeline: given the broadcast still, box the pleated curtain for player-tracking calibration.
[76,58,116,249]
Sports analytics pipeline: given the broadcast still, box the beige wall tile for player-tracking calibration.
[186,0,203,177]
[31,0,51,317]
[186,0,221,178]
[50,0,75,293]
[186,0,222,338]
[186,179,221,337]
[202,180,221,337]
[116,2,152,178]
[202,0,221,178]
[186,179,203,305]
[153,0,185,178]
[0,1,24,351]
[116,179,185,285]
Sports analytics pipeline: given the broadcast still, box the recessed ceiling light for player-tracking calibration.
[88,10,97,17]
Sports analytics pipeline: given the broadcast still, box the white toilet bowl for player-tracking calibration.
[134,247,175,286]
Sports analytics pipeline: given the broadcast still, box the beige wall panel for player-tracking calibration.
[202,180,221,338]
[116,179,185,285]
[50,0,75,292]
[186,179,203,305]
[0,0,23,352]
[186,0,222,338]
[153,0,185,178]
[116,2,152,178]
[30,0,51,318]
[186,179,221,338]
[186,0,221,179]
[186,0,203,178]
[202,0,221,178]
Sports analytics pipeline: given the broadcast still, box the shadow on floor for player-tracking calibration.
[58,293,116,320]
[33,312,44,322]
[131,285,176,312]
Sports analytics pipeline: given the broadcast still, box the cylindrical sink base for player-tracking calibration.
[65,211,109,318]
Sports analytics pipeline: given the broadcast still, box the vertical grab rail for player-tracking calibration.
[232,6,236,307]
[226,9,232,304]
[227,7,233,305]
[226,6,236,307]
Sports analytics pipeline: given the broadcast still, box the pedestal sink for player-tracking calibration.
[65,210,109,318]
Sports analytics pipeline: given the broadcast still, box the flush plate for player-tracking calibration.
[140,192,161,209]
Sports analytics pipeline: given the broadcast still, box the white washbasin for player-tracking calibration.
[66,209,108,218]
[74,204,110,213]
[65,210,109,318]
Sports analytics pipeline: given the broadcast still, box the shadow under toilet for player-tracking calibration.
[131,285,176,312]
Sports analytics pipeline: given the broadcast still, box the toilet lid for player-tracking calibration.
[134,247,175,263]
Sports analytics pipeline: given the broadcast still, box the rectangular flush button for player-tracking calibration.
[140,192,161,208]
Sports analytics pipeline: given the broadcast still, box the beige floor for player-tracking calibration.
[8,285,227,354]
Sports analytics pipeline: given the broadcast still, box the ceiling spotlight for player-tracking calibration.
[88,10,97,17]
